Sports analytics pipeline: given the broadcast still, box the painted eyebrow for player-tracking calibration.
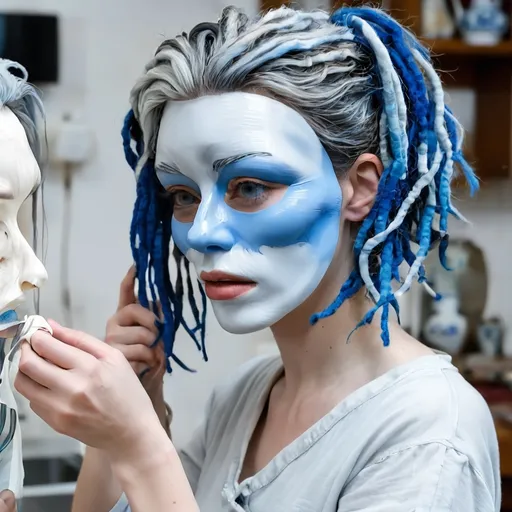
[212,152,272,173]
[155,152,272,176]
[155,161,181,174]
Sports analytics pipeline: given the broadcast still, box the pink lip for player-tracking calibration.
[200,271,256,301]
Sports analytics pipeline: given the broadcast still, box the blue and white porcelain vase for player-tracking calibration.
[423,295,468,354]
[459,0,508,45]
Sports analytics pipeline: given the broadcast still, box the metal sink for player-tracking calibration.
[18,455,82,512]
[23,455,81,486]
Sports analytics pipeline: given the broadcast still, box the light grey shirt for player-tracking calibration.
[111,353,501,511]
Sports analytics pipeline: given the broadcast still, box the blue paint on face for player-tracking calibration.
[154,92,343,333]
[157,171,200,195]
[162,149,341,261]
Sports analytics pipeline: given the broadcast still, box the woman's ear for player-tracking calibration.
[343,153,383,222]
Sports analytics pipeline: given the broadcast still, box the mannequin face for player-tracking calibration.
[0,107,47,318]
[155,92,341,334]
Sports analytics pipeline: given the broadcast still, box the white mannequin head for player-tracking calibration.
[0,60,47,319]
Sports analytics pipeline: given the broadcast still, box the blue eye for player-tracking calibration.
[172,190,199,207]
[236,181,269,199]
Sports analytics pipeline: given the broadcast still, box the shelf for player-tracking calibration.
[422,38,512,57]
[259,0,512,180]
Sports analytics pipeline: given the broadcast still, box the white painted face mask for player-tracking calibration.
[0,105,48,497]
[0,107,47,315]
[155,92,341,334]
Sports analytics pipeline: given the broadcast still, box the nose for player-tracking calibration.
[187,201,235,254]
[20,242,48,290]
[188,221,235,253]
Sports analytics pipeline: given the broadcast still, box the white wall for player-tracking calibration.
[5,0,511,448]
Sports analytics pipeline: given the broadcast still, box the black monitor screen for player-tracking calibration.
[0,13,58,83]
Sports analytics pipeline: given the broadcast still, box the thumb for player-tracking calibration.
[48,320,109,360]
[117,265,137,311]
[0,489,15,508]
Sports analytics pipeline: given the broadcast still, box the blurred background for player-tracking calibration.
[1,0,511,509]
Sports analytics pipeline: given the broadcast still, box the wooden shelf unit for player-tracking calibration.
[423,38,512,56]
[388,0,512,180]
[259,0,512,180]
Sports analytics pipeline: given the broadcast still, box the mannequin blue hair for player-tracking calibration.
[122,6,477,370]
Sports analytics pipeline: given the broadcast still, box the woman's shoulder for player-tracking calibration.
[381,353,495,440]
[206,352,497,449]
[349,353,499,478]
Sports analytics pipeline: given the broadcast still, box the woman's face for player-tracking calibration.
[155,92,342,334]
[0,107,47,319]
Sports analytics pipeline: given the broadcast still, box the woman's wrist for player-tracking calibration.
[102,387,181,507]
[107,423,198,512]
[108,418,174,483]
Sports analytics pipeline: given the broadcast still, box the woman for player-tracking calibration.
[15,6,500,512]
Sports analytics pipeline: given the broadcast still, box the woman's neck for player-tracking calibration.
[270,286,432,402]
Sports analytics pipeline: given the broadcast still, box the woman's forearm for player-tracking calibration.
[73,392,171,512]
[109,425,198,512]
[72,447,123,512]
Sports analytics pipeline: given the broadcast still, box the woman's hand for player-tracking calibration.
[105,266,166,402]
[14,320,164,463]
[0,490,16,512]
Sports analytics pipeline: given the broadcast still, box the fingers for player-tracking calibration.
[106,324,157,348]
[133,361,149,376]
[120,344,158,368]
[138,354,166,386]
[147,344,167,379]
[14,363,52,402]
[48,320,110,360]
[113,304,159,335]
[17,342,68,389]
[0,489,15,511]
[117,266,137,311]
[30,330,88,370]
[125,342,165,380]
[119,343,164,377]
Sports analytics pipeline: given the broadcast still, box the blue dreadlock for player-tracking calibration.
[311,8,478,345]
[121,111,207,372]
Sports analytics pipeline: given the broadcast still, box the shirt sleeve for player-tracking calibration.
[337,442,498,512]
[109,392,216,512]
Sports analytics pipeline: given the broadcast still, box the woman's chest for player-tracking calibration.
[195,456,346,512]
[239,405,320,482]
[194,424,364,512]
